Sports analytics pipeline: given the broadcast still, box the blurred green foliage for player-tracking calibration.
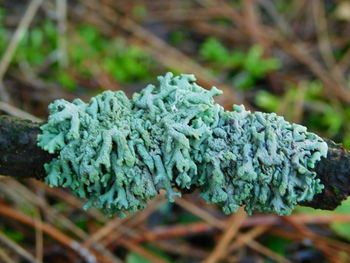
[72,26,154,84]
[169,31,186,45]
[0,15,155,92]
[126,244,171,263]
[265,235,291,257]
[132,4,147,20]
[102,41,153,83]
[0,8,7,51]
[200,37,281,90]
[15,21,57,66]
[2,229,25,243]
[127,252,154,263]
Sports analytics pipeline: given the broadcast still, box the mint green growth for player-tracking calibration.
[37,72,328,216]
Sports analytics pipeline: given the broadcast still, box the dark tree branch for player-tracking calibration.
[300,139,350,210]
[0,115,349,210]
[0,115,51,180]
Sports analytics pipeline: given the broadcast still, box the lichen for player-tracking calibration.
[37,72,328,216]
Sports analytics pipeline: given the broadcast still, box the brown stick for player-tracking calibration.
[0,115,349,211]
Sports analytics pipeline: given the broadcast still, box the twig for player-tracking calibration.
[56,0,68,68]
[257,0,290,35]
[312,0,347,89]
[5,179,89,241]
[270,227,350,259]
[82,196,164,249]
[175,197,225,228]
[103,196,166,248]
[247,240,293,263]
[120,239,171,263]
[151,240,209,259]
[273,36,350,104]
[3,180,123,263]
[169,1,350,105]
[242,0,269,47]
[0,247,16,263]
[83,217,126,248]
[34,211,43,263]
[79,0,248,109]
[34,181,107,222]
[129,213,350,243]
[0,204,111,263]
[203,208,247,263]
[0,231,37,263]
[0,0,44,101]
[281,216,341,262]
[228,225,270,252]
[0,101,42,122]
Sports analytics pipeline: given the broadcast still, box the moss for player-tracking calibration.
[37,72,328,216]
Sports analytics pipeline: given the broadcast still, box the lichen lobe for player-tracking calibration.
[38,72,327,216]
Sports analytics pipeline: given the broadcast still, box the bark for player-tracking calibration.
[0,115,349,210]
[0,115,51,180]
[300,139,350,210]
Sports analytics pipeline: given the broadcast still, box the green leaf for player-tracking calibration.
[265,235,290,256]
[177,213,201,224]
[57,72,77,91]
[31,28,44,48]
[232,71,255,90]
[43,21,56,39]
[132,4,147,20]
[255,90,280,112]
[243,45,264,76]
[169,31,186,45]
[225,51,244,67]
[2,229,25,243]
[243,45,280,77]
[102,40,152,83]
[126,252,155,263]
[199,37,229,63]
[323,107,343,136]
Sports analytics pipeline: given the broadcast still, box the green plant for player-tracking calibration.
[71,26,155,84]
[0,21,155,91]
[0,8,7,51]
[102,40,153,83]
[200,38,281,90]
[15,21,57,66]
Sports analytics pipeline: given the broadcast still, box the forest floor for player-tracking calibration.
[1,1,350,262]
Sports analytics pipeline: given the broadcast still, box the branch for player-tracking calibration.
[0,115,51,180]
[302,139,350,210]
[0,115,349,211]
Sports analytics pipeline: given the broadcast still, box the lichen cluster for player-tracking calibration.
[38,72,328,216]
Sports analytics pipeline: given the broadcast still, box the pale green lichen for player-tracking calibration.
[37,72,328,216]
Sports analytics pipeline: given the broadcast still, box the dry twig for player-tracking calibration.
[204,208,247,263]
[0,0,44,101]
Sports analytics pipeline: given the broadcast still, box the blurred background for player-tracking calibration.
[1,0,350,262]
